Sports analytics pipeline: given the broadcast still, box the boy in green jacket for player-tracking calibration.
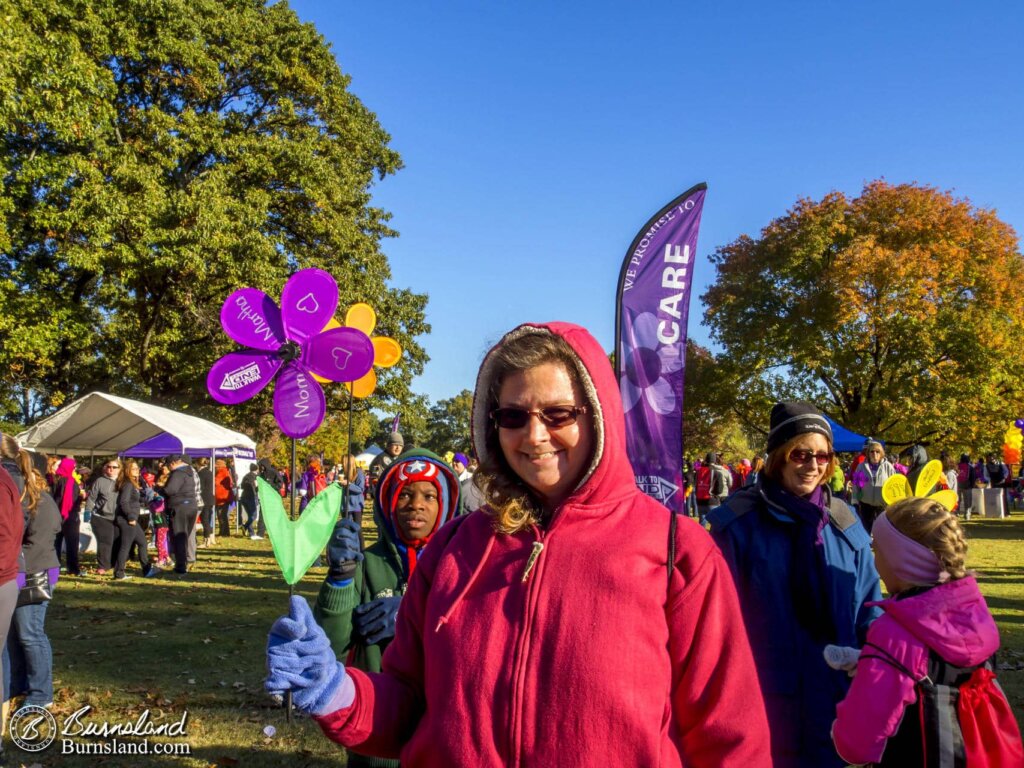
[313,448,461,767]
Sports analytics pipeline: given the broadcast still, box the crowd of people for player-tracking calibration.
[683,442,1023,531]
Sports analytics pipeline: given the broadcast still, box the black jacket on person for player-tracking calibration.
[24,492,61,575]
[117,483,142,523]
[198,467,214,507]
[240,471,258,509]
[160,465,197,512]
[258,459,285,495]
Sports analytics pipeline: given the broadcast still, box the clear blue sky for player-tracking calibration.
[289,0,1024,404]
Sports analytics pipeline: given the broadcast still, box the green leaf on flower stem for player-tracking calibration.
[257,477,340,585]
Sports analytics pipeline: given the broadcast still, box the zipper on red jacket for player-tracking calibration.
[508,526,546,767]
[521,541,543,582]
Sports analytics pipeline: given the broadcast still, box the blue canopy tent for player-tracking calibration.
[822,414,874,453]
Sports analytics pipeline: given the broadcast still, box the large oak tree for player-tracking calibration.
[1,0,428,440]
[703,181,1024,452]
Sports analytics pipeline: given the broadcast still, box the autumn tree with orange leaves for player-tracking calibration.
[702,181,1024,453]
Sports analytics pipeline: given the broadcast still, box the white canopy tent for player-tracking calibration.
[18,392,256,553]
[17,392,255,456]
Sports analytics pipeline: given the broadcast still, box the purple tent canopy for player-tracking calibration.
[122,432,256,461]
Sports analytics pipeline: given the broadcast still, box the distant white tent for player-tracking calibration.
[17,392,255,456]
[19,392,256,555]
[355,445,383,469]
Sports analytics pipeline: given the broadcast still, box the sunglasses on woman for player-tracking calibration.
[788,449,834,466]
[490,405,588,430]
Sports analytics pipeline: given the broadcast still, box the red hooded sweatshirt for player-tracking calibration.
[0,464,24,585]
[316,322,770,767]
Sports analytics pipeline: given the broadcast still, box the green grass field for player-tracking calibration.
[6,514,1023,766]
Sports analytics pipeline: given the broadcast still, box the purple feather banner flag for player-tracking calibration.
[615,183,707,513]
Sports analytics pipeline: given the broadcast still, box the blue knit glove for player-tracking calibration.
[265,596,354,716]
[353,595,401,645]
[327,518,363,584]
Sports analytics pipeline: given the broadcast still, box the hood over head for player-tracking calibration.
[903,444,928,469]
[880,577,999,667]
[472,322,635,512]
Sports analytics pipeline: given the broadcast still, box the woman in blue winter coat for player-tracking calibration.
[708,402,882,768]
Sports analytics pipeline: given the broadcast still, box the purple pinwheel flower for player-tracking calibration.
[619,311,684,416]
[207,268,374,438]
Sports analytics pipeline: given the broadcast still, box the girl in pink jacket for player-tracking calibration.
[832,496,1023,766]
[266,322,770,767]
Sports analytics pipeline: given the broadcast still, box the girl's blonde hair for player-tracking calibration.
[340,455,359,483]
[764,434,838,488]
[885,496,969,580]
[1,433,39,514]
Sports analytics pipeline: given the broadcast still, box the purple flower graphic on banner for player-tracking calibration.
[619,312,683,416]
[207,269,374,439]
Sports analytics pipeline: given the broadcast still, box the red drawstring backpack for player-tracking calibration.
[862,642,1023,767]
[956,667,1023,768]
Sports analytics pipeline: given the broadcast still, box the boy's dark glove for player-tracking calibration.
[352,596,401,645]
[327,518,363,582]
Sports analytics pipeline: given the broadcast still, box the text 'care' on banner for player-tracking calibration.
[615,183,707,514]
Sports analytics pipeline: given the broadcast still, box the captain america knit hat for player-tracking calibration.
[379,457,454,543]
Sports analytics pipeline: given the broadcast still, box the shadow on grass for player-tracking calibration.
[984,595,1024,625]
[973,565,1024,581]
[963,517,1024,541]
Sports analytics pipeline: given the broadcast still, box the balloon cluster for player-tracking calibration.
[1005,419,1024,465]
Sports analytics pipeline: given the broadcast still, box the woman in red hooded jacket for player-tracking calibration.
[265,322,770,767]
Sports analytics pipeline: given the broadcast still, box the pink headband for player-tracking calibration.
[872,512,949,586]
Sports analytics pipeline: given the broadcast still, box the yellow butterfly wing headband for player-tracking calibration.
[880,459,958,512]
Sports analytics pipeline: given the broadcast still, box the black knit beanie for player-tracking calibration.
[765,401,832,454]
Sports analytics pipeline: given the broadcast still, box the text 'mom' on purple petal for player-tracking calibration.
[220,288,285,351]
[207,350,282,405]
[274,361,327,439]
[280,269,339,345]
[303,326,375,383]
